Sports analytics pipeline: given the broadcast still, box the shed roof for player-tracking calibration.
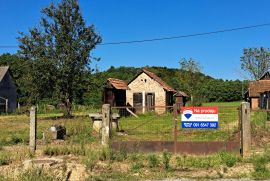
[0,66,9,82]
[129,68,176,92]
[174,91,189,97]
[258,71,270,80]
[107,78,129,90]
[248,80,270,97]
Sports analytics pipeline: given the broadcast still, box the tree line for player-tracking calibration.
[0,54,247,107]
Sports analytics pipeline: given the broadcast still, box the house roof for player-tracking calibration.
[174,91,189,97]
[258,71,270,80]
[129,68,176,92]
[248,80,270,97]
[0,66,9,82]
[107,78,129,90]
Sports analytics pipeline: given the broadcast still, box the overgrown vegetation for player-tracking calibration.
[0,152,10,166]
[251,150,270,179]
[18,168,60,181]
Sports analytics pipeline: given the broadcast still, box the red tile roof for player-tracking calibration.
[140,69,176,92]
[174,91,189,97]
[107,78,129,90]
[249,80,270,97]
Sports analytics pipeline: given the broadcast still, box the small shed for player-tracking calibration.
[174,91,189,107]
[0,66,17,112]
[103,78,129,106]
[245,71,270,110]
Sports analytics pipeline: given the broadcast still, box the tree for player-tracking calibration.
[18,0,102,117]
[240,47,270,80]
[179,58,202,105]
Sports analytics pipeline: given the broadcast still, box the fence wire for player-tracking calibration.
[112,105,240,142]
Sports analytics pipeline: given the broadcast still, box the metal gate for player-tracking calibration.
[111,105,240,154]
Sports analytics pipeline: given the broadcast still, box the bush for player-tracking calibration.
[147,154,159,168]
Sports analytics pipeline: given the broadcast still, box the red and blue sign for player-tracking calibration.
[181,107,218,129]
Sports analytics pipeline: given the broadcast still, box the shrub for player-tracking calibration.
[147,154,159,168]
[162,151,172,170]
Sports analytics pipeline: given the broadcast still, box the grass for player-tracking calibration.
[251,150,270,180]
[0,152,10,166]
[116,103,239,141]
[202,101,241,107]
[0,112,95,147]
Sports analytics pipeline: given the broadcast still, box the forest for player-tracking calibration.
[0,53,247,107]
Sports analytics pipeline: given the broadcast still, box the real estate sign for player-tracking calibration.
[181,107,218,129]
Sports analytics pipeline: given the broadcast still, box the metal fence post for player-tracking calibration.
[102,104,112,146]
[29,106,37,152]
[240,102,251,157]
[173,104,178,154]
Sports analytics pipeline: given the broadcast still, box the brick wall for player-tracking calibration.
[126,72,166,114]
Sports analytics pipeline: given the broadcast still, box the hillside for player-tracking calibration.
[85,66,247,106]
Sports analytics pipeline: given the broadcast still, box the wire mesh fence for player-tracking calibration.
[112,105,240,142]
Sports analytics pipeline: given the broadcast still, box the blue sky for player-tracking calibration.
[1,0,270,80]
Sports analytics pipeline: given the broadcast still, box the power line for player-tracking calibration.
[1,22,270,48]
[100,22,270,45]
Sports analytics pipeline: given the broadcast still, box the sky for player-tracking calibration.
[0,0,270,80]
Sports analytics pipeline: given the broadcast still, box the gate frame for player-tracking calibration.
[109,103,250,155]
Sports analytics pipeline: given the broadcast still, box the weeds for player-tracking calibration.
[84,152,99,171]
[18,168,57,181]
[0,152,10,166]
[251,152,270,180]
[131,161,144,171]
[176,154,223,169]
[147,154,160,168]
[219,151,238,167]
[43,145,85,156]
[162,151,172,170]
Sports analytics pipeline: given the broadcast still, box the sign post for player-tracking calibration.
[181,107,218,129]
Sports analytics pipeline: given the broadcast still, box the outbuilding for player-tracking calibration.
[245,71,270,110]
[0,66,17,112]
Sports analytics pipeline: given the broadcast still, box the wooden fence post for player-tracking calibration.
[240,102,251,157]
[102,104,111,146]
[29,106,37,152]
[173,104,178,154]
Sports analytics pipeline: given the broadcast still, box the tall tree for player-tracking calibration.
[18,0,102,117]
[240,47,270,80]
[179,58,202,105]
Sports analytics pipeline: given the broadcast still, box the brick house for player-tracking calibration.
[245,71,270,110]
[126,69,176,114]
